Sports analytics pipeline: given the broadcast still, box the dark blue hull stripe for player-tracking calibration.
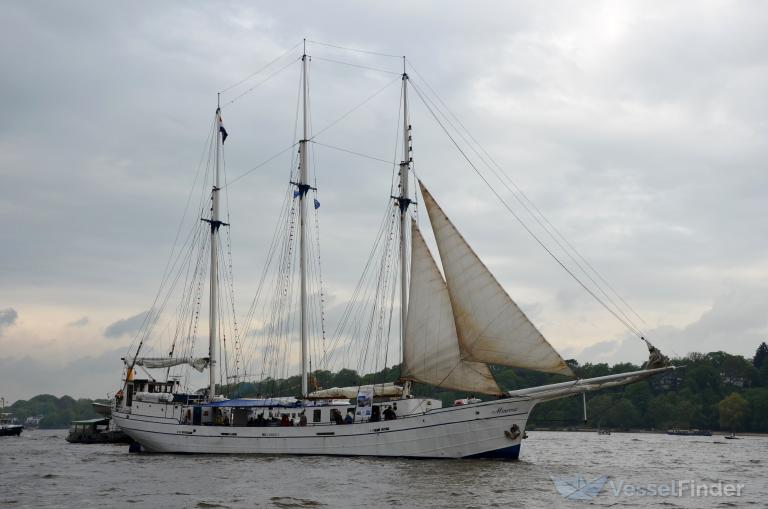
[464,444,521,460]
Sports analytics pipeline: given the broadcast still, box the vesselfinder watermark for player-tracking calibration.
[551,475,745,501]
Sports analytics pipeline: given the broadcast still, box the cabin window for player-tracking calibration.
[313,409,321,423]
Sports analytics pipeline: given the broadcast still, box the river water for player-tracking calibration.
[1,430,766,508]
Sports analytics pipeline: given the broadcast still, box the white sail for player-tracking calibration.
[403,220,502,395]
[130,357,210,373]
[420,182,574,377]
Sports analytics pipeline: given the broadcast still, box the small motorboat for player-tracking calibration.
[666,429,712,436]
[0,399,23,437]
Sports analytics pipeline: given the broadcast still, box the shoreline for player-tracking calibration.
[529,427,768,437]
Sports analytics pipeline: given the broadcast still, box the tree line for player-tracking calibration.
[7,394,109,429]
[234,342,768,433]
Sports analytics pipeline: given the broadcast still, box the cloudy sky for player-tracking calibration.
[2,1,767,403]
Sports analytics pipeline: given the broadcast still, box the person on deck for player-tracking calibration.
[383,406,397,421]
[345,411,354,424]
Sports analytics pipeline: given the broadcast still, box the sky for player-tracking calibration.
[1,1,767,403]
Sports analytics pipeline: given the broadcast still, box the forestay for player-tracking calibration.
[420,182,574,377]
[402,220,502,395]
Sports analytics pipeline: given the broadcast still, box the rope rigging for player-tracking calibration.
[406,61,651,334]
[124,39,663,402]
[407,77,652,345]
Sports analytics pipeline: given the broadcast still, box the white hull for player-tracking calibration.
[112,398,533,459]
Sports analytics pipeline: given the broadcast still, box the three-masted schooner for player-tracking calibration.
[112,43,674,458]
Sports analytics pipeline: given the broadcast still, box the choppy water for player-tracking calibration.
[1,430,766,508]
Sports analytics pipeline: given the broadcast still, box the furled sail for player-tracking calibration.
[402,220,502,395]
[307,383,403,400]
[420,182,574,377]
[129,357,210,373]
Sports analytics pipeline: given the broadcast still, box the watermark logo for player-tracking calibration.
[551,475,608,501]
[551,475,745,501]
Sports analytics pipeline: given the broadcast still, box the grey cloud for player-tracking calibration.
[67,316,89,327]
[1,2,767,399]
[104,310,151,339]
[0,347,126,403]
[0,308,18,335]
[577,288,768,365]
[579,340,620,360]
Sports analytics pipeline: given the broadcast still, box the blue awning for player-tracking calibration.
[202,398,301,408]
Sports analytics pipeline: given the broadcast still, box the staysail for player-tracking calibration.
[420,182,574,377]
[402,220,502,394]
[129,357,210,373]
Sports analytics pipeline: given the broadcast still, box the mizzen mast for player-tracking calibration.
[207,94,227,400]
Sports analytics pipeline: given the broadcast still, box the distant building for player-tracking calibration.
[25,415,43,428]
[720,372,747,388]
[652,371,683,391]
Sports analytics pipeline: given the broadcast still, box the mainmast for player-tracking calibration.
[207,95,225,401]
[298,41,311,398]
[397,58,413,373]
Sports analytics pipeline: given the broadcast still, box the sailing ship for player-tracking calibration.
[112,43,675,458]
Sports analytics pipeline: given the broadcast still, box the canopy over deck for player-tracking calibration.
[70,418,110,425]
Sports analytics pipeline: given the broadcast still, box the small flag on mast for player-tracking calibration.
[219,124,228,143]
[314,198,320,209]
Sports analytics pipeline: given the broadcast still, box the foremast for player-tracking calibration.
[395,59,413,392]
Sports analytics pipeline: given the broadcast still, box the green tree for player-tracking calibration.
[648,395,676,429]
[719,392,748,433]
[669,398,698,428]
[743,388,768,432]
[624,382,653,414]
[586,394,614,428]
[332,368,361,387]
[754,342,768,369]
[605,399,640,429]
